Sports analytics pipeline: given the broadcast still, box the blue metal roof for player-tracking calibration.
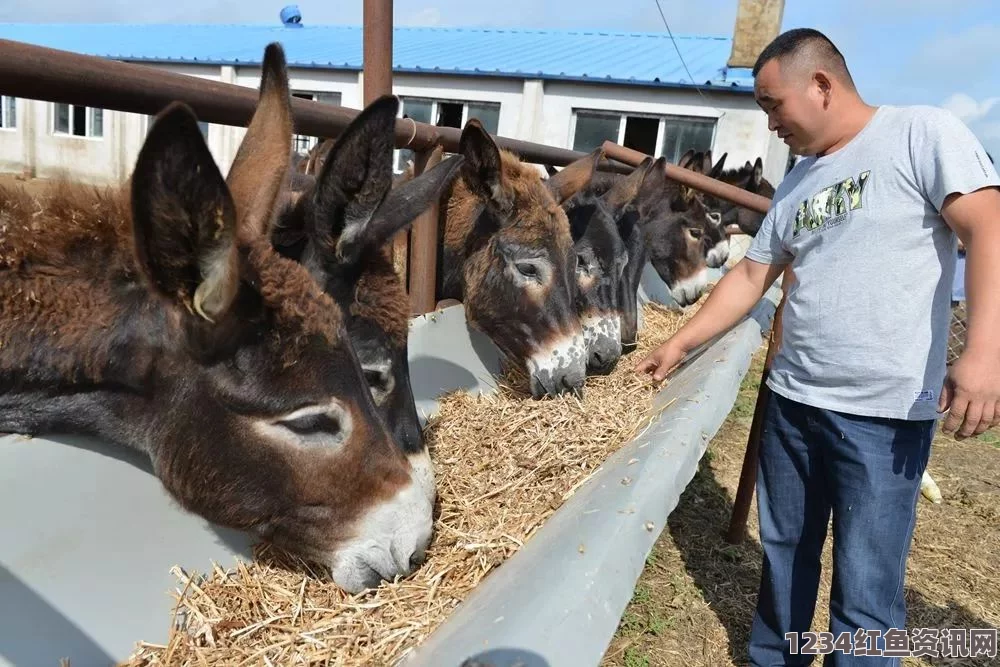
[0,23,754,91]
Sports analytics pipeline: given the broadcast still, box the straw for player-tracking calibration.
[122,297,708,667]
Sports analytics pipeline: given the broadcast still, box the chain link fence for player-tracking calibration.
[948,301,967,365]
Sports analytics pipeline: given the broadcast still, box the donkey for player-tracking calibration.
[556,150,630,375]
[0,44,433,595]
[674,149,730,269]
[578,156,723,311]
[438,120,597,398]
[274,95,465,456]
[698,153,775,237]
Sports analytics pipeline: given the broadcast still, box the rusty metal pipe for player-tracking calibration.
[407,148,442,315]
[361,0,408,292]
[363,0,393,105]
[601,141,772,214]
[0,39,628,172]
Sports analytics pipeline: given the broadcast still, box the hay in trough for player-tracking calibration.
[123,296,710,667]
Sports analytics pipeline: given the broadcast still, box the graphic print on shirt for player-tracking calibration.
[792,170,871,237]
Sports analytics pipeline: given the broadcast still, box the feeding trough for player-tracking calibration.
[0,263,779,666]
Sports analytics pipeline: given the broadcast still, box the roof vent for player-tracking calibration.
[280,5,303,27]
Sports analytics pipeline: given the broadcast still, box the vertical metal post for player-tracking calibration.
[407,146,442,315]
[725,266,791,544]
[363,0,408,286]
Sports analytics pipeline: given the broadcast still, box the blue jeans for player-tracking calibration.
[748,391,934,666]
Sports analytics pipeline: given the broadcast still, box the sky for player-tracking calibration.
[0,0,997,159]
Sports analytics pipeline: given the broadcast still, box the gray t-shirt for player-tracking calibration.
[745,104,1000,421]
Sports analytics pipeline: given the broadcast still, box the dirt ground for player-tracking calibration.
[603,344,1000,667]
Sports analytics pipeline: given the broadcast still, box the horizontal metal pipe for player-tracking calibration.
[0,38,630,172]
[601,141,773,214]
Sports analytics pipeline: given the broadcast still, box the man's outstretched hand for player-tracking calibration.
[634,339,687,382]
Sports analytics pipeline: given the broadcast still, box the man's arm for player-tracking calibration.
[634,256,786,381]
[938,185,1000,437]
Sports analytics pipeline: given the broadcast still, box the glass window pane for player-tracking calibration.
[660,117,716,164]
[573,111,620,153]
[54,103,70,134]
[401,99,433,125]
[398,99,434,170]
[467,102,500,135]
[315,92,341,106]
[89,108,104,137]
[72,105,86,136]
[2,97,14,128]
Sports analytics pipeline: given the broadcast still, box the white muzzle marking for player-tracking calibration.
[327,449,435,594]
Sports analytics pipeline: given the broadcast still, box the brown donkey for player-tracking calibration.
[0,44,433,594]
[697,152,776,237]
[274,95,465,457]
[439,120,597,398]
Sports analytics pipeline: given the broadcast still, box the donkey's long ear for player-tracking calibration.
[226,42,294,241]
[678,149,696,170]
[459,118,505,206]
[310,94,398,253]
[710,152,728,179]
[545,147,603,205]
[635,157,673,213]
[132,102,239,323]
[336,149,465,265]
[604,156,657,213]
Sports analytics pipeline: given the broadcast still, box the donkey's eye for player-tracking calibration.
[688,227,703,240]
[516,262,540,279]
[281,412,340,435]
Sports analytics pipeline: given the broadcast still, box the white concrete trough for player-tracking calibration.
[0,265,778,667]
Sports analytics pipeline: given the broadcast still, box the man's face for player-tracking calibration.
[754,58,828,156]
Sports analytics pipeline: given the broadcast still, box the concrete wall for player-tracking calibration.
[0,63,788,188]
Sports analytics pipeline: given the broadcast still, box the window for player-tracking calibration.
[53,103,104,138]
[571,109,717,163]
[291,91,342,156]
[395,97,501,173]
[0,96,15,129]
[659,116,716,164]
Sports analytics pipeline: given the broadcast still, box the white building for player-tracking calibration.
[0,6,790,187]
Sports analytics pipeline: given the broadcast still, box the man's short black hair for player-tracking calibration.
[752,28,855,89]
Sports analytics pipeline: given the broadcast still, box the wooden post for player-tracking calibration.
[725,266,791,544]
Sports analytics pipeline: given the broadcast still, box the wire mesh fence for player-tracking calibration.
[948,301,967,365]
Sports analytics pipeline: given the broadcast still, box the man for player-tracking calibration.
[635,28,1000,666]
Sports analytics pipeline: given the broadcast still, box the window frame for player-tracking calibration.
[569,108,717,161]
[53,103,105,139]
[393,96,501,173]
[291,90,343,156]
[0,96,15,130]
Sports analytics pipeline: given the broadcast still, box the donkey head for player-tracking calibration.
[448,120,592,398]
[275,95,464,458]
[628,157,719,308]
[0,44,436,595]
[559,150,629,375]
[676,149,728,268]
[699,154,774,237]
[594,156,662,350]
